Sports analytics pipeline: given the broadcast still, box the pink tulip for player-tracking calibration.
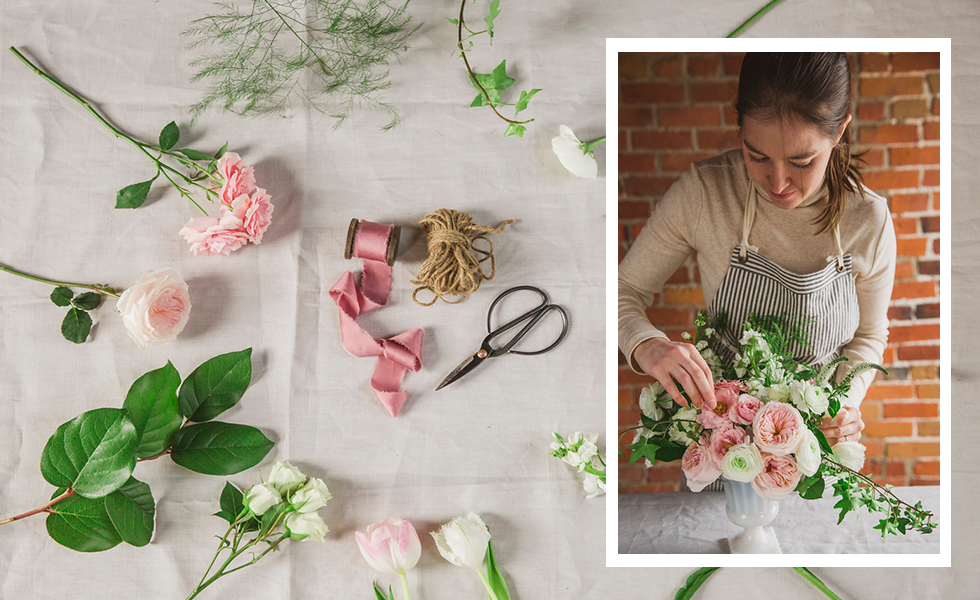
[355,518,421,575]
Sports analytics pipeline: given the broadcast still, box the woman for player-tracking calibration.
[618,52,896,446]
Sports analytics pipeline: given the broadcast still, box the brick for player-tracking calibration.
[891,146,939,166]
[922,169,940,187]
[887,442,940,458]
[884,402,938,419]
[891,98,930,120]
[665,268,689,284]
[859,124,919,144]
[722,53,745,75]
[618,388,634,407]
[926,73,940,93]
[660,152,716,173]
[658,106,720,128]
[863,461,884,477]
[618,245,626,262]
[914,460,940,476]
[923,121,939,140]
[618,368,653,385]
[862,401,882,421]
[651,55,683,78]
[864,441,883,458]
[865,384,914,401]
[624,176,677,197]
[618,224,626,243]
[893,217,918,236]
[892,52,940,73]
[910,477,941,486]
[932,97,940,117]
[933,238,940,255]
[619,407,643,425]
[619,129,628,150]
[916,383,941,399]
[622,82,686,104]
[619,466,644,481]
[858,101,886,121]
[633,130,693,150]
[896,237,928,257]
[697,128,741,150]
[860,53,889,73]
[861,148,885,167]
[882,366,908,381]
[882,347,896,365]
[888,305,911,321]
[920,216,940,233]
[687,54,719,77]
[619,53,649,79]
[619,107,653,127]
[619,200,652,219]
[645,464,683,480]
[890,193,930,213]
[910,364,938,380]
[863,421,914,438]
[629,223,645,240]
[689,80,738,103]
[863,169,920,191]
[933,191,940,210]
[918,421,940,437]
[898,345,940,361]
[889,323,940,343]
[723,105,738,126]
[645,307,691,327]
[918,260,939,276]
[663,287,705,305]
[887,461,907,477]
[619,153,655,173]
[624,482,682,493]
[915,302,940,319]
[891,280,935,299]
[861,76,924,97]
[894,261,914,280]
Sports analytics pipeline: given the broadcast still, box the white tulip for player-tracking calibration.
[431,513,491,569]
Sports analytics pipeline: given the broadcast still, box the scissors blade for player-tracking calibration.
[435,353,485,391]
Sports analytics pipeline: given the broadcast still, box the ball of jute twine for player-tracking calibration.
[411,208,514,306]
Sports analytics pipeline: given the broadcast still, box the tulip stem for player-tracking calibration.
[0,488,76,526]
[399,572,411,600]
[475,569,500,600]
[790,567,843,600]
[0,263,120,298]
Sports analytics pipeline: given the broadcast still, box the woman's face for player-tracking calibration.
[740,114,850,210]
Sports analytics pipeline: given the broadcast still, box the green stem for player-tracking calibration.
[475,569,500,600]
[0,263,120,298]
[0,488,76,525]
[790,567,843,600]
[726,0,786,38]
[583,137,606,151]
[399,572,411,600]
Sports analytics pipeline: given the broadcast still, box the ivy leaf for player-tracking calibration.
[158,121,180,151]
[797,475,825,500]
[61,308,93,344]
[71,292,102,311]
[176,148,215,161]
[628,439,659,465]
[655,442,687,463]
[514,88,541,116]
[169,422,274,475]
[115,176,157,209]
[40,408,138,498]
[104,477,155,547]
[833,491,863,525]
[503,123,526,138]
[123,361,184,458]
[484,0,501,42]
[46,494,122,552]
[874,518,901,538]
[485,539,511,600]
[446,17,459,25]
[469,59,515,107]
[50,286,73,307]
[178,349,253,422]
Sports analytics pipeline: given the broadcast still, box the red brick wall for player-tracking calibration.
[617,52,941,493]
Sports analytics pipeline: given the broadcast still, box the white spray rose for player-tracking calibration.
[431,513,491,569]
[267,461,306,496]
[285,511,328,542]
[116,268,191,348]
[720,443,764,482]
[244,483,281,516]
[796,428,822,477]
[832,441,867,472]
[790,380,829,415]
[290,477,332,513]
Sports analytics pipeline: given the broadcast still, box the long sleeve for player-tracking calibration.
[618,166,704,373]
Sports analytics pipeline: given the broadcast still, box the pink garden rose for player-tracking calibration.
[681,436,722,492]
[752,401,806,456]
[697,380,744,430]
[224,188,275,244]
[708,425,747,469]
[179,214,250,256]
[730,393,764,425]
[752,453,802,500]
[116,268,191,348]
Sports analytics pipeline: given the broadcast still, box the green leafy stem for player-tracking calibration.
[727,0,787,37]
[675,567,842,600]
[9,46,227,212]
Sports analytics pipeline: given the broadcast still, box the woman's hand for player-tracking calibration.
[633,337,716,409]
[819,405,865,445]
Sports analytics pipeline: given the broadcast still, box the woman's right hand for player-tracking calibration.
[633,337,716,409]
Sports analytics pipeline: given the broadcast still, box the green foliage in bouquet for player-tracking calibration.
[0,349,275,552]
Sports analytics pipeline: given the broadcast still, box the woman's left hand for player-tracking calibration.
[819,405,865,445]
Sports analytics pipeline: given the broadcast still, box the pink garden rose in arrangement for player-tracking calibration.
[623,311,937,538]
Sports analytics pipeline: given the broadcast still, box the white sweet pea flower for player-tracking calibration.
[285,511,328,542]
[551,125,599,178]
[796,428,822,477]
[290,477,332,513]
[832,441,866,472]
[582,473,606,498]
[267,461,306,496]
[244,483,281,516]
[431,513,491,569]
[638,385,664,421]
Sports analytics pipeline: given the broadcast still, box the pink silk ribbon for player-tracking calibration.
[329,221,423,417]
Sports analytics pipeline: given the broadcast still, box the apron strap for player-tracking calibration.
[826,225,846,273]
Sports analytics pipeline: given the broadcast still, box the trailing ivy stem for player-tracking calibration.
[475,569,500,600]
[822,456,933,522]
[790,567,843,600]
[0,263,120,298]
[726,0,786,38]
[0,488,76,525]
[456,0,531,126]
[399,572,411,600]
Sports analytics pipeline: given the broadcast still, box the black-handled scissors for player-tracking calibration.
[436,286,569,390]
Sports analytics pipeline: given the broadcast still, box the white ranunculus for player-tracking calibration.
[796,428,822,477]
[832,441,866,472]
[244,483,281,516]
[790,380,829,416]
[638,384,664,421]
[582,473,606,498]
[720,443,764,482]
[116,268,191,348]
[290,477,332,513]
[767,383,791,403]
[267,461,306,496]
[668,407,701,446]
[551,125,598,178]
[285,511,328,542]
[431,513,491,569]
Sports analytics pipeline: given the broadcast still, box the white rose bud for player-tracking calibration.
[832,441,866,472]
[267,461,306,496]
[290,477,332,514]
[285,511,328,542]
[795,429,822,477]
[431,513,491,569]
[720,443,764,482]
[244,483,281,516]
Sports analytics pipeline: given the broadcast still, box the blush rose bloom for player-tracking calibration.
[224,188,274,244]
[355,518,422,575]
[707,425,746,469]
[681,436,722,492]
[752,401,806,456]
[179,214,250,256]
[116,268,191,348]
[752,453,802,501]
[215,152,256,200]
[697,380,742,430]
[730,393,764,425]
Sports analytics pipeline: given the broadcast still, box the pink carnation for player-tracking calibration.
[730,393,764,425]
[751,453,802,501]
[224,188,274,244]
[752,401,806,456]
[707,425,747,469]
[179,214,249,256]
[697,381,742,430]
[215,152,255,198]
[681,436,722,492]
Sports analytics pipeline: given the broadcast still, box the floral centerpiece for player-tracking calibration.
[623,312,936,538]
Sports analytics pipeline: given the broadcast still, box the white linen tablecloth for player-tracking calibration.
[0,1,977,599]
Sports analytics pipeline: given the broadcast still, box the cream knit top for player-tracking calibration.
[618,150,896,406]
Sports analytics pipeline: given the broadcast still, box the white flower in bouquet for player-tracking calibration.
[582,472,606,498]
[668,407,701,446]
[766,383,791,403]
[790,379,829,415]
[638,385,664,421]
[796,428,822,477]
[739,328,771,355]
[720,443,764,482]
[832,441,866,472]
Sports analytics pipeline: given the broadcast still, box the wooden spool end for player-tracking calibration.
[344,218,400,267]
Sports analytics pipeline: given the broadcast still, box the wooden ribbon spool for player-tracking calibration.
[344,218,400,266]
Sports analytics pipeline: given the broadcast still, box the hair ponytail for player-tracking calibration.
[820,124,866,233]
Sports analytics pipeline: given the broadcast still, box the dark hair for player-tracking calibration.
[735,52,864,233]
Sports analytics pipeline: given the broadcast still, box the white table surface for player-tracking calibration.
[0,1,977,599]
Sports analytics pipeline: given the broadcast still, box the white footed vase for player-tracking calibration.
[723,479,782,554]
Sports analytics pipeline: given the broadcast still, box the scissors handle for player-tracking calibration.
[484,286,569,356]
